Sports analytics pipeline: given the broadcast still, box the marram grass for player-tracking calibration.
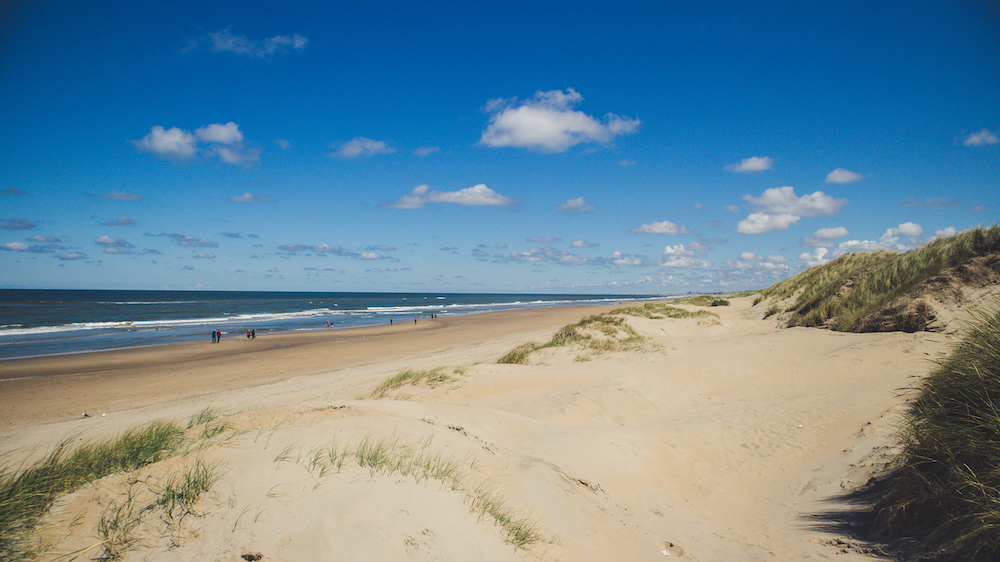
[755,225,1000,331]
[0,421,185,561]
[873,308,1000,560]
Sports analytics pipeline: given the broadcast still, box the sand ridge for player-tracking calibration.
[1,298,953,561]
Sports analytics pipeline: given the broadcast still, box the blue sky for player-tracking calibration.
[1,1,997,293]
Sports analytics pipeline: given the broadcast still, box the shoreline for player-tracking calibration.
[0,304,623,431]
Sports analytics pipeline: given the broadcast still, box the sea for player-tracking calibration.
[0,289,664,360]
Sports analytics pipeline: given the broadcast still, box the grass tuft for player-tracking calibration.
[0,421,184,561]
[871,307,1000,559]
[358,368,454,399]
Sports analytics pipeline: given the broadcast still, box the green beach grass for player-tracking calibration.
[870,308,1000,560]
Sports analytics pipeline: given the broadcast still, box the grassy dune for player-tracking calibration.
[753,225,1000,331]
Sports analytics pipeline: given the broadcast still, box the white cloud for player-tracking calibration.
[334,137,395,159]
[725,156,773,172]
[883,221,924,240]
[688,241,712,252]
[735,212,799,234]
[135,123,255,165]
[413,146,439,156]
[2,242,28,251]
[724,204,740,213]
[660,244,711,268]
[527,235,560,243]
[632,220,691,235]
[203,28,307,58]
[386,184,516,209]
[133,126,197,158]
[963,129,999,146]
[825,168,863,183]
[571,240,598,248]
[739,251,763,261]
[95,235,133,248]
[617,159,636,166]
[57,252,86,260]
[813,226,849,239]
[195,122,243,144]
[743,186,847,217]
[798,247,830,267]
[556,197,597,214]
[480,88,639,152]
[934,226,957,239]
[194,253,216,259]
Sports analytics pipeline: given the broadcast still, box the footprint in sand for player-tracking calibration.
[661,540,684,557]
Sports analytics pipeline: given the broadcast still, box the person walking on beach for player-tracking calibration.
[211,330,217,343]
[216,329,222,342]
[251,329,255,340]
[246,330,251,340]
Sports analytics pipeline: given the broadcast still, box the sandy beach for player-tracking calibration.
[0,298,955,561]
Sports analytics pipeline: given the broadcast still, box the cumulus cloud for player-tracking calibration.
[736,186,846,234]
[196,28,307,58]
[813,226,849,239]
[57,252,87,260]
[479,88,639,152]
[195,122,243,144]
[385,184,516,209]
[333,137,395,159]
[555,197,597,214]
[688,241,713,252]
[413,146,439,156]
[194,253,216,259]
[963,129,999,146]
[660,244,711,268]
[571,240,598,248]
[101,216,136,226]
[134,123,256,165]
[632,220,691,235]
[934,226,958,239]
[28,235,60,243]
[95,235,133,248]
[735,212,800,234]
[880,222,924,250]
[1,217,36,230]
[825,168,863,183]
[133,126,197,158]
[798,247,830,267]
[744,186,847,217]
[2,242,29,251]
[527,235,561,243]
[725,156,773,173]
[229,193,275,203]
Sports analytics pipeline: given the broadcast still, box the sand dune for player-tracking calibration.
[1,298,954,561]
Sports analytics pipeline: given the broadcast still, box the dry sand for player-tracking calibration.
[0,298,955,561]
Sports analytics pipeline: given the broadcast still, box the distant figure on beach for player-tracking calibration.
[390,317,393,325]
[211,330,217,343]
[216,329,221,342]
[251,329,255,340]
[246,330,251,340]
[326,320,331,329]
[414,317,417,324]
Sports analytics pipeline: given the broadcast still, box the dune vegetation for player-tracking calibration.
[496,303,718,364]
[752,225,1000,332]
[870,308,1000,560]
